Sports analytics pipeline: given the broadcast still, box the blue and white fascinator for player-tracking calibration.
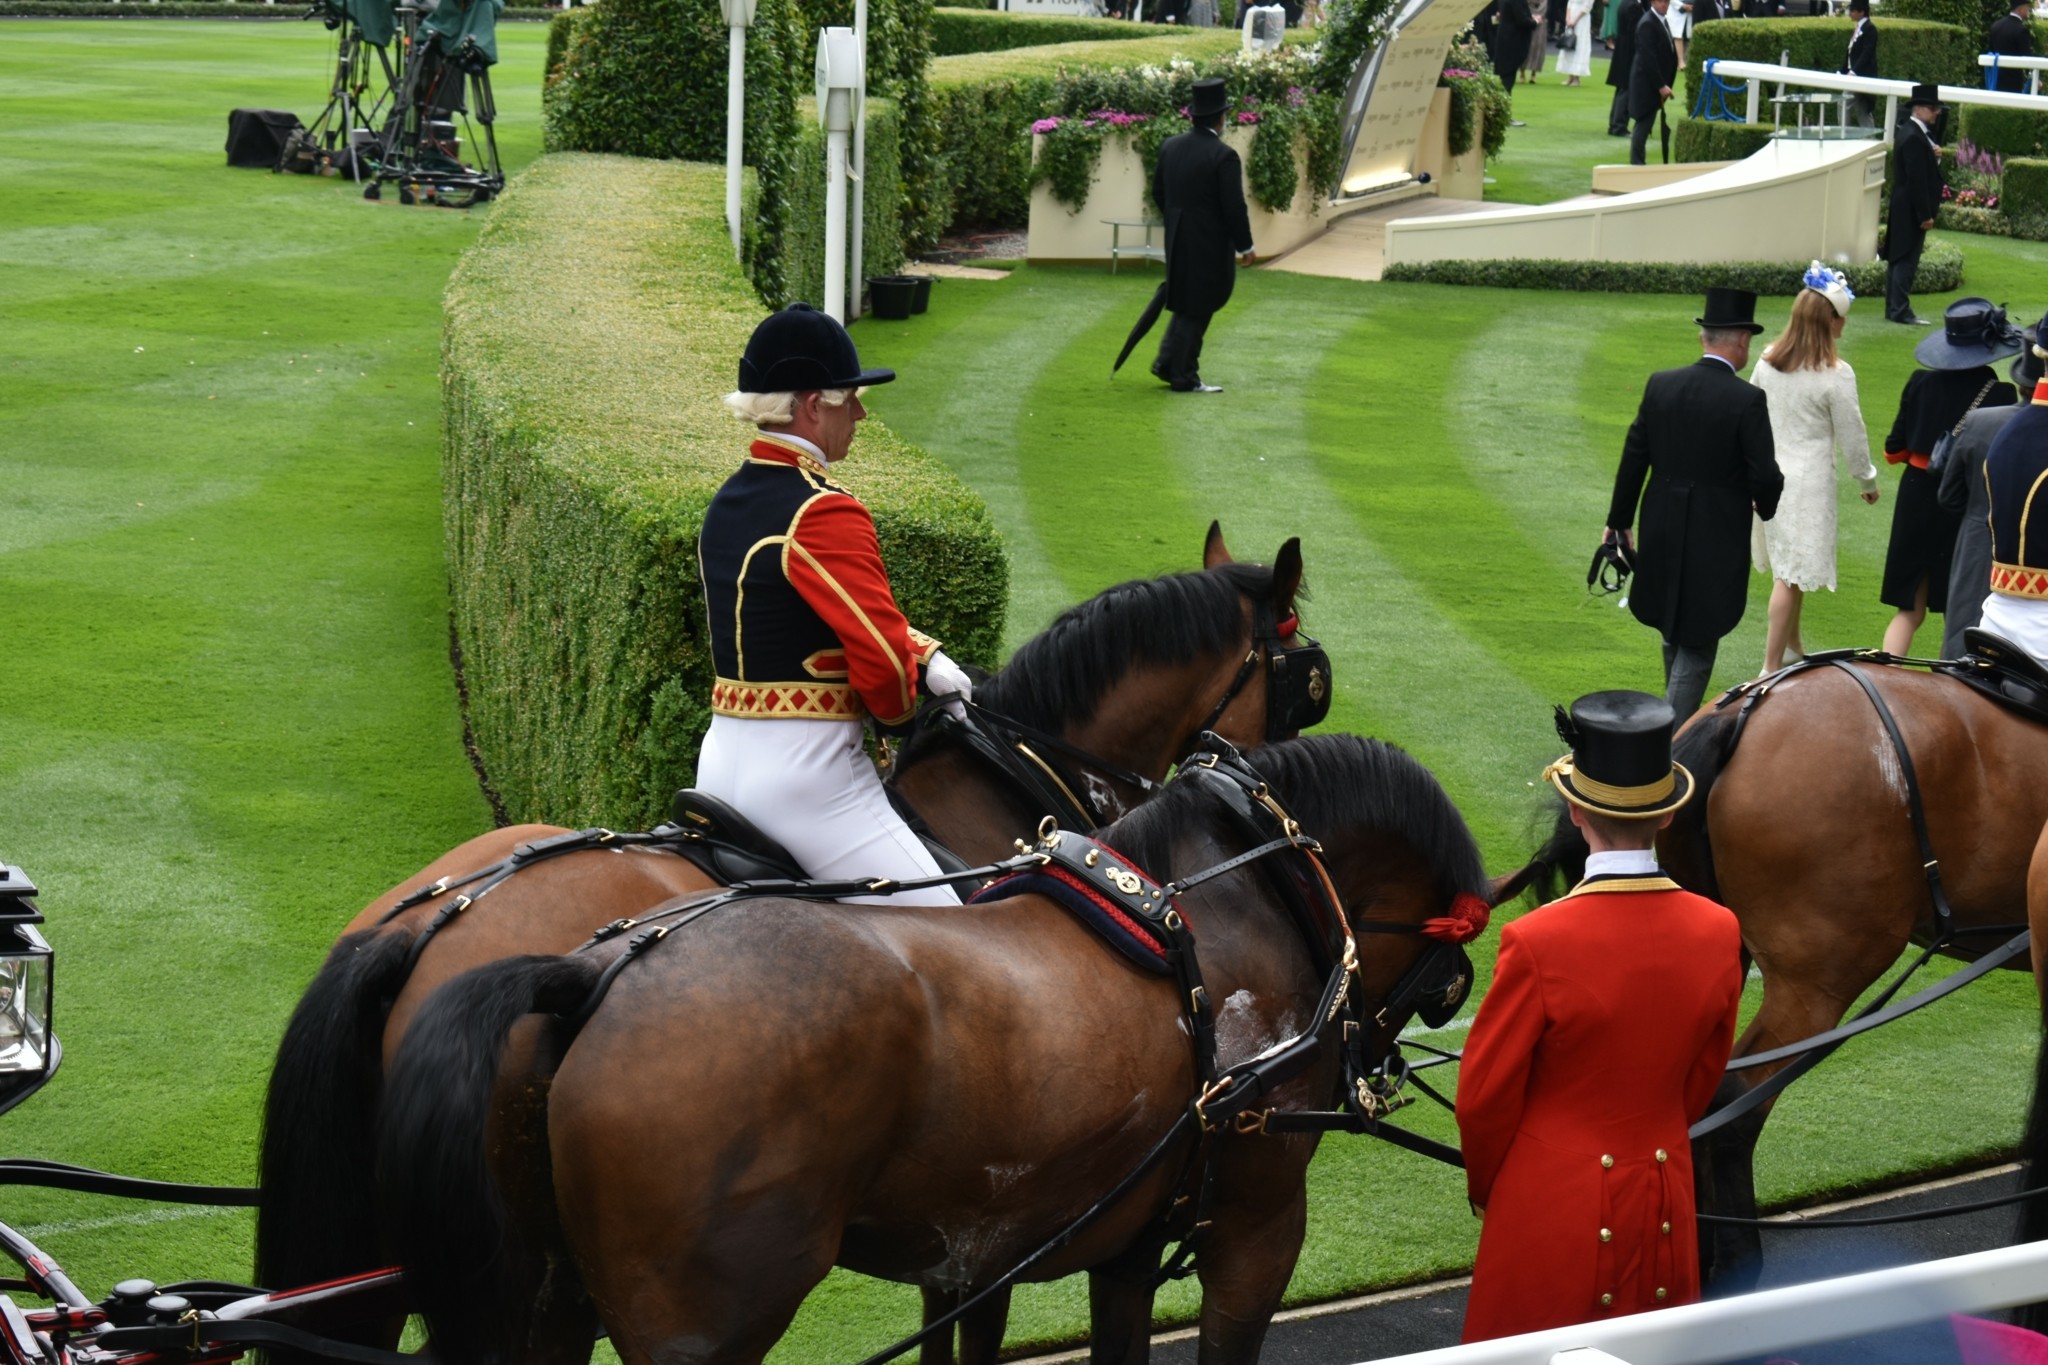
[1802,260,1855,319]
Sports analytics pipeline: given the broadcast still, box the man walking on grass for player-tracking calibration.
[1150,77,1255,395]
[1627,0,1678,165]
[1603,289,1784,723]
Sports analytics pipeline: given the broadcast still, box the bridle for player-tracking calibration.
[1191,599,1333,746]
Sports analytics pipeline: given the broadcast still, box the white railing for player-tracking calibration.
[1698,59,2048,144]
[1355,1238,2048,1365]
[1980,52,2048,95]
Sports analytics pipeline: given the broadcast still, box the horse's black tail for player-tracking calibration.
[376,953,604,1365]
[1666,706,1741,902]
[256,927,420,1341]
[2016,995,2048,1331]
[1528,796,1588,905]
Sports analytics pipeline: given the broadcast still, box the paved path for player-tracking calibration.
[1260,197,1499,283]
[1018,1166,2033,1363]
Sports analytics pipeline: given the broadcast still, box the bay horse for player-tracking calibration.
[374,732,1492,1365]
[1532,658,2048,1292]
[256,526,1317,1337]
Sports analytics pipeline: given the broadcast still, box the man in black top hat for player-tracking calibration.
[1987,0,2037,91]
[1150,77,1255,395]
[1606,0,1644,135]
[1604,289,1784,723]
[1627,0,1679,165]
[1842,0,1878,127]
[1884,83,1944,325]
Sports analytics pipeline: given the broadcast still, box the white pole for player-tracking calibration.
[726,21,747,258]
[826,126,850,322]
[848,0,868,321]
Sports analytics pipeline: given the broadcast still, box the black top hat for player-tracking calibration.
[1695,287,1764,335]
[1847,0,1869,12]
[1545,690,1695,819]
[1915,296,2024,370]
[737,302,895,393]
[2008,310,2048,388]
[1189,77,1229,119]
[1908,82,1943,107]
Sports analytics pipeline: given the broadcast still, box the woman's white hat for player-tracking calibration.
[1803,260,1855,319]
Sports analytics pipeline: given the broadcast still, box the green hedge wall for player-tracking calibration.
[1960,103,2048,157]
[2006,156,2048,212]
[1673,116,1778,162]
[444,153,1006,826]
[1887,0,2048,49]
[1685,17,1977,110]
[780,98,907,305]
[933,7,1139,53]
[1382,239,1965,295]
[544,5,588,76]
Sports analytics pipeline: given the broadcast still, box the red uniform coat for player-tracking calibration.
[1457,874,1743,1343]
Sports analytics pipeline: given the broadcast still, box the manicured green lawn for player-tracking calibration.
[0,16,544,1297]
[1485,55,1644,203]
[3,19,2045,1364]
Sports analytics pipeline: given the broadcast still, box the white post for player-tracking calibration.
[1745,78,1759,123]
[1884,93,1897,143]
[721,0,758,260]
[816,27,859,322]
[848,0,868,321]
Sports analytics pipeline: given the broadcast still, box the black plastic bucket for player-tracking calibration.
[867,276,919,320]
[910,275,934,314]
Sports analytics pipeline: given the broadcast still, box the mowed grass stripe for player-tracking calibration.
[0,21,545,1293]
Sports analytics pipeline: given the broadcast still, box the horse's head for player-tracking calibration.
[1198,522,1331,750]
[1100,734,1492,1107]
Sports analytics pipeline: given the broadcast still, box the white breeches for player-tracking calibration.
[694,715,960,905]
[1980,593,2048,669]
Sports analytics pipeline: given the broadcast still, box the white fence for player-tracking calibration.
[1354,1238,2048,1365]
[1980,52,2048,95]
[1699,59,2048,143]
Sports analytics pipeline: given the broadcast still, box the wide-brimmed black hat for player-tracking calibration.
[737,302,895,393]
[1544,690,1695,819]
[1915,296,2024,370]
[1908,82,1943,108]
[2009,310,2048,388]
[1696,287,1764,334]
[1189,77,1229,119]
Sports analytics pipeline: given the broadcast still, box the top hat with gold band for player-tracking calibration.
[1543,690,1695,819]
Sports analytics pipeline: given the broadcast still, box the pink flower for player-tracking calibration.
[1031,117,1062,134]
[1236,110,1262,123]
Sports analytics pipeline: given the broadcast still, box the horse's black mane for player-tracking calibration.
[1110,734,1491,904]
[899,561,1277,763]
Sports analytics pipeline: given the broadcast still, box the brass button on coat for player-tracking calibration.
[1661,1221,1672,1234]
[1599,1228,1612,1242]
[1600,1154,1614,1168]
[1600,1293,1613,1307]
[1655,1148,1668,1162]
[1656,1287,1668,1301]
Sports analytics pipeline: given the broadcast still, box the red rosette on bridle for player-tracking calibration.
[1420,892,1491,944]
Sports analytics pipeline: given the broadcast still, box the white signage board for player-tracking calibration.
[1334,0,1490,198]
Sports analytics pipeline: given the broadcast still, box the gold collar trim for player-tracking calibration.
[1568,875,1683,895]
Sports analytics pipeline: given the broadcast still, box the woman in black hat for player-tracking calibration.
[1877,298,2021,656]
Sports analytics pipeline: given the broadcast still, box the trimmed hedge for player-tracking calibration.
[2007,155,2048,212]
[782,98,907,305]
[544,4,587,76]
[1960,103,2048,158]
[933,7,1140,53]
[444,153,1006,826]
[1381,239,1966,295]
[1685,17,1977,110]
[1673,115,1777,162]
[1887,0,2047,50]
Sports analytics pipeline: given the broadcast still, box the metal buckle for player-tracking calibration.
[1234,1109,1271,1136]
[1195,1074,1236,1131]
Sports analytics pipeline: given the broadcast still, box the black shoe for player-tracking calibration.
[1891,313,1932,325]
[1171,380,1223,393]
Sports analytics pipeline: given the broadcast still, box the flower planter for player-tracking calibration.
[909,274,934,314]
[866,276,921,320]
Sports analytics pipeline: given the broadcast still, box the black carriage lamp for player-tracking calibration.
[0,862,55,1110]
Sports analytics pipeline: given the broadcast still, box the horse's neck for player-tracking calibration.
[1063,650,1245,790]
[890,748,1056,865]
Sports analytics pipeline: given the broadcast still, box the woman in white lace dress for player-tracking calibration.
[1557,0,1593,82]
[1749,264,1882,673]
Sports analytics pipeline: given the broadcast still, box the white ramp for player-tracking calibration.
[1382,138,1887,269]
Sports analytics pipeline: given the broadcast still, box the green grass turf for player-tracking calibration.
[4,20,2046,1364]
[1485,53,1652,205]
[0,16,544,1297]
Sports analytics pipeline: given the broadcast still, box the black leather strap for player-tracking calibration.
[0,1160,257,1207]
[97,1316,418,1365]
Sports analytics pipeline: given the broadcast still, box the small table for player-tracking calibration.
[1770,90,1851,136]
[1104,218,1165,273]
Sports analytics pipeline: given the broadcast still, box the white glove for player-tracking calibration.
[922,649,972,720]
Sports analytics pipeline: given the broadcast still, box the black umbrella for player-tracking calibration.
[1659,105,1671,164]
[1112,282,1168,374]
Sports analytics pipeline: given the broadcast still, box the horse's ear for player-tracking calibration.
[1203,520,1232,569]
[1271,537,1303,608]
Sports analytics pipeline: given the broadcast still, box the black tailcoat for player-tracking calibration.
[1608,358,1785,646]
[1988,11,2036,90]
[1153,126,1253,319]
[1845,16,1878,77]
[1494,0,1539,73]
[1885,117,1940,261]
[1608,0,1643,89]
[1628,9,1678,118]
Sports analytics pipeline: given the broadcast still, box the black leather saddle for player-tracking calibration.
[665,789,972,887]
[1941,628,2048,725]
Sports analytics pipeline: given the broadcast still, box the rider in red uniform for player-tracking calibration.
[697,304,972,902]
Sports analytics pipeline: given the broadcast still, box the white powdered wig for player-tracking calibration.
[722,388,853,425]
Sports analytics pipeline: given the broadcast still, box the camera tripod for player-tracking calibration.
[361,0,505,208]
[284,0,402,180]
